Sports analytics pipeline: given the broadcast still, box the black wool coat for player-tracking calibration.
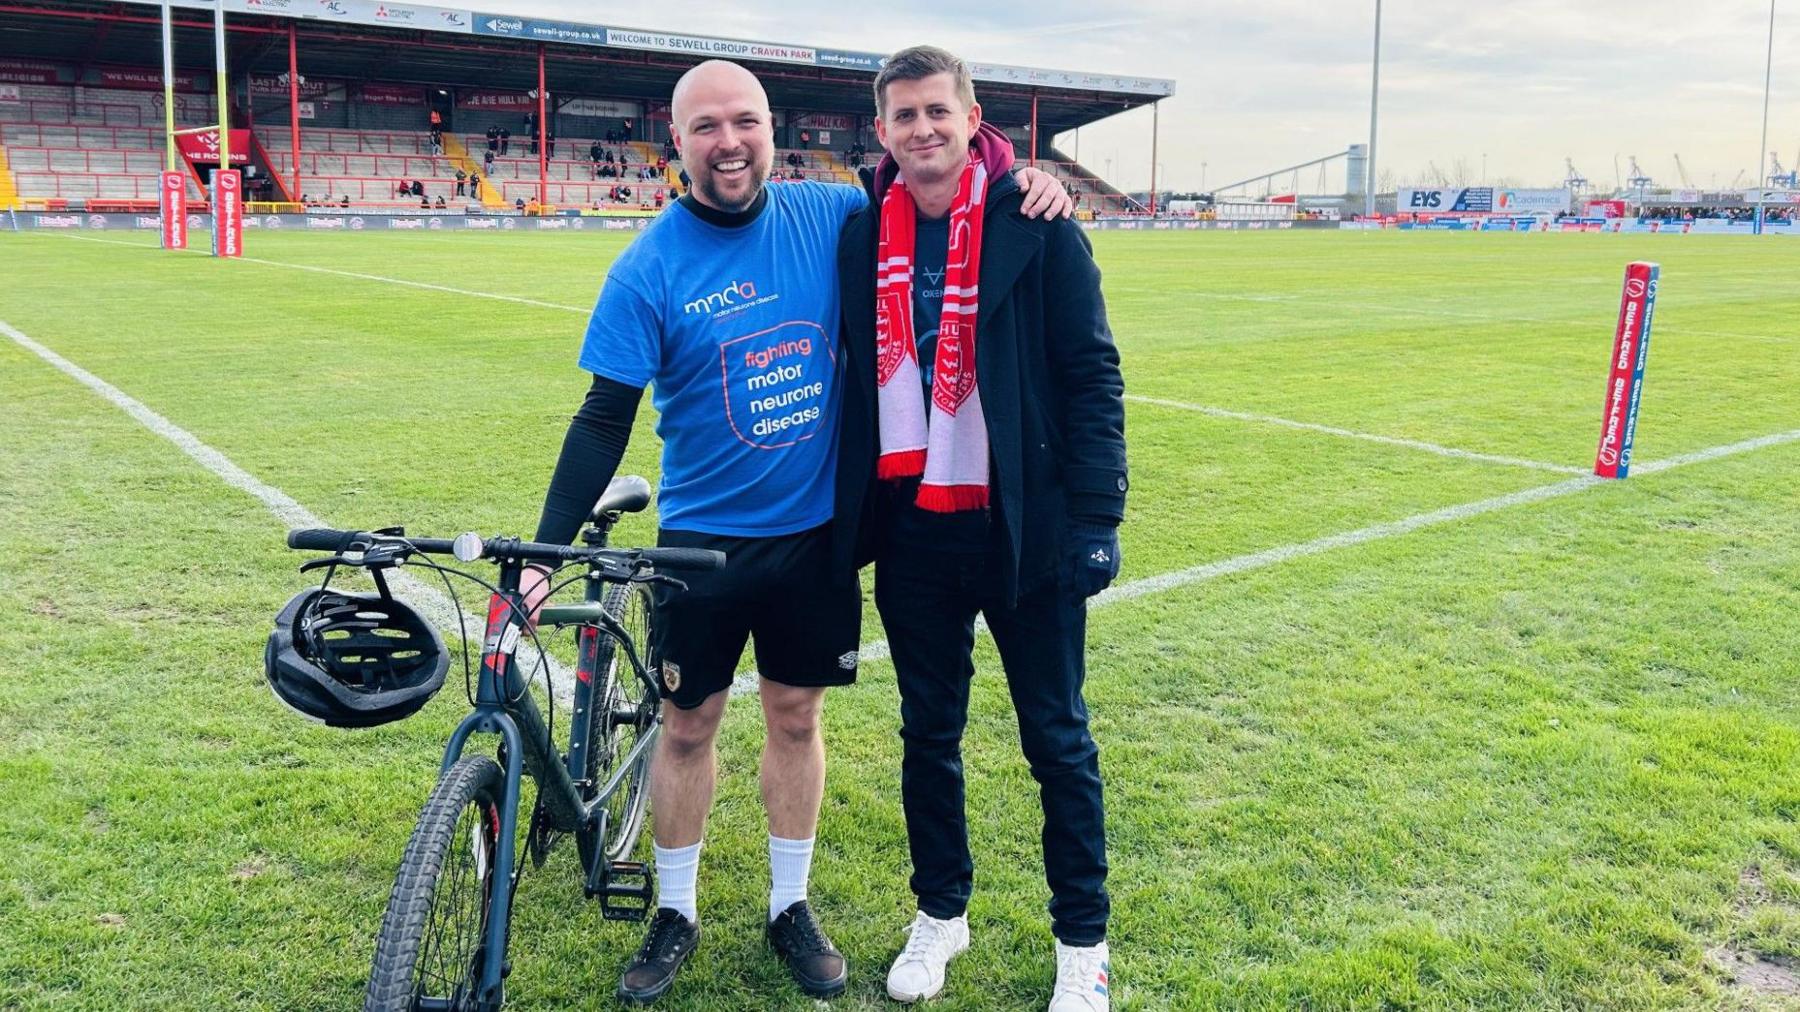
[831,171,1128,604]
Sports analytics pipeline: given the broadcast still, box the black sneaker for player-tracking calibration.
[616,908,699,1005]
[766,899,848,998]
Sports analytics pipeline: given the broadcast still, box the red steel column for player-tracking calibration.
[288,22,300,202]
[536,43,547,209]
[1028,90,1038,168]
[1149,100,1159,216]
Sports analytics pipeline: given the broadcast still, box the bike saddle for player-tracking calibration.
[589,475,652,521]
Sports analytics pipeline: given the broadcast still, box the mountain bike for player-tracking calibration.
[278,477,722,1011]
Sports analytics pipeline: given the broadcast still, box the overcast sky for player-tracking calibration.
[501,0,1797,193]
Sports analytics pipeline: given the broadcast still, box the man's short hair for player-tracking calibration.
[874,45,975,117]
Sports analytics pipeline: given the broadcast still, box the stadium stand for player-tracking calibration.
[0,5,1172,217]
[0,84,213,208]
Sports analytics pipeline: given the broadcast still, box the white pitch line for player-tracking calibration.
[753,424,1800,691]
[31,234,1800,699]
[40,234,1797,345]
[2,317,579,701]
[45,233,1583,480]
[1125,394,1587,474]
[50,232,593,314]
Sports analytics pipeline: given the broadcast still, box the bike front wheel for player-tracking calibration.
[365,755,508,1012]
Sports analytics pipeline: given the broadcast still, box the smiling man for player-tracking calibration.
[832,46,1127,1010]
[524,60,1073,1005]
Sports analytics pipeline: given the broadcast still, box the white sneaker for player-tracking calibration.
[1048,939,1110,1012]
[886,910,970,1002]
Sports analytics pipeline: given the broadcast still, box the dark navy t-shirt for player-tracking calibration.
[911,215,949,398]
[578,180,867,536]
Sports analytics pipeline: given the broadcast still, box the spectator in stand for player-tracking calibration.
[484,148,495,174]
[411,179,425,198]
[654,188,665,209]
[300,193,310,206]
[591,141,604,165]
[799,128,811,148]
[421,194,431,209]
[469,171,482,197]
[499,127,511,155]
[340,194,350,207]
[487,124,499,153]
[455,169,467,196]
[396,180,411,198]
[430,127,443,156]
[515,196,526,211]
[429,108,442,129]
[435,194,447,209]
[548,133,557,159]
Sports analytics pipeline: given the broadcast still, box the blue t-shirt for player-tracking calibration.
[578,181,869,536]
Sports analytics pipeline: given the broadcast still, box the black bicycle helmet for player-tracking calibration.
[264,587,449,728]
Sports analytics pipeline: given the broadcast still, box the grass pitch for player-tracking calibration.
[2,228,1798,1010]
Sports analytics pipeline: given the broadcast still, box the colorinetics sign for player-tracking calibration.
[1593,261,1659,478]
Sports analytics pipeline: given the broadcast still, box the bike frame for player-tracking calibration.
[436,549,661,1008]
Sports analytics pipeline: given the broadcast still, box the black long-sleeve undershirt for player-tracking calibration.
[533,374,644,545]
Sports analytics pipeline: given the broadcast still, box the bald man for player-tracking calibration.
[525,60,1072,1004]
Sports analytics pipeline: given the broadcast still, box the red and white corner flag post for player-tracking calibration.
[1593,261,1660,478]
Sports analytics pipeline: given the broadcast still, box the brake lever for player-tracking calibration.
[633,571,689,592]
[296,540,412,574]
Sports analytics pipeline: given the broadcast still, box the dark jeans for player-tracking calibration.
[874,548,1109,946]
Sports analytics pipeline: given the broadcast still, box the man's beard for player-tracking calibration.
[694,155,770,212]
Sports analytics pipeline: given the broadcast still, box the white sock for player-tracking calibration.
[768,834,815,921]
[653,840,701,922]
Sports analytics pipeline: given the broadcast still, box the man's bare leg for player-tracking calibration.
[617,691,726,1003]
[757,678,845,997]
[759,679,826,840]
[650,689,730,848]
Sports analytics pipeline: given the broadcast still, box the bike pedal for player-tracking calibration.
[598,860,654,922]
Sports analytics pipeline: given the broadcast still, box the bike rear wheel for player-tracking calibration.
[580,580,657,868]
[365,755,507,1012]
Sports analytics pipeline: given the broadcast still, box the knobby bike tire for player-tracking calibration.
[580,580,656,868]
[365,755,507,1012]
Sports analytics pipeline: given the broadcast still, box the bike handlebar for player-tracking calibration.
[285,527,725,572]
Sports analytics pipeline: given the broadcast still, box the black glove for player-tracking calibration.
[1071,523,1121,598]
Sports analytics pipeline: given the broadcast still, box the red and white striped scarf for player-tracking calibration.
[874,151,989,512]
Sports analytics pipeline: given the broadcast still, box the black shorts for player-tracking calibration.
[650,523,862,709]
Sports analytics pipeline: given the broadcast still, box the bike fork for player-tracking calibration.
[442,709,526,1008]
